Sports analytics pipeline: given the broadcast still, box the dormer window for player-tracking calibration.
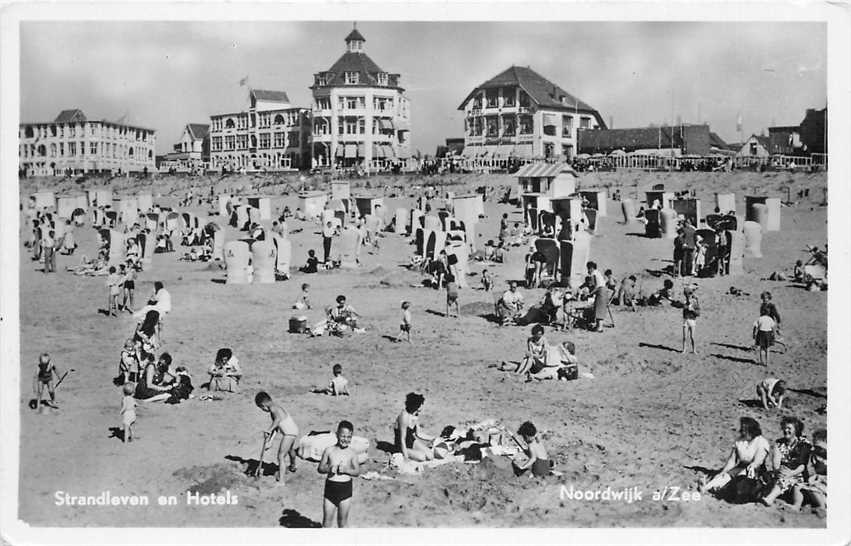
[316,74,327,86]
[344,71,359,85]
[377,73,388,86]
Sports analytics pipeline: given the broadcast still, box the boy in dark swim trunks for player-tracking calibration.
[318,420,361,527]
[445,273,460,318]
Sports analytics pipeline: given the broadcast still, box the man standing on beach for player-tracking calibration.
[322,221,336,265]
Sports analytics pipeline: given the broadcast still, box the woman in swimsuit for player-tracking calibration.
[394,392,434,462]
[318,420,360,527]
[134,353,171,403]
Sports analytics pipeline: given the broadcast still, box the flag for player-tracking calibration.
[239,75,249,87]
[736,113,743,133]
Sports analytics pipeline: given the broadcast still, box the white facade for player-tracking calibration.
[19,110,156,176]
[311,29,411,169]
[208,90,311,171]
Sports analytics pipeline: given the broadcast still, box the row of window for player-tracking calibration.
[312,118,397,136]
[467,114,591,137]
[210,132,302,151]
[315,71,390,87]
[20,142,151,160]
[210,112,302,132]
[21,124,152,141]
[471,89,531,110]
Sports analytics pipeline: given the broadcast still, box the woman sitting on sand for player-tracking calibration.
[134,352,173,403]
[700,417,770,500]
[207,348,241,392]
[134,310,160,352]
[394,393,434,462]
[761,416,810,507]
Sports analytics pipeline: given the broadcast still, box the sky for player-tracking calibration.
[20,21,826,154]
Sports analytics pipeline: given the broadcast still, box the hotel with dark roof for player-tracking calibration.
[310,27,411,169]
[459,66,606,161]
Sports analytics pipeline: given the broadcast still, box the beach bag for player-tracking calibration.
[722,475,763,504]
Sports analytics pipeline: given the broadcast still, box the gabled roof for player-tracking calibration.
[708,131,728,149]
[250,89,290,103]
[345,28,365,42]
[746,134,770,148]
[54,109,87,123]
[186,123,210,140]
[458,66,602,119]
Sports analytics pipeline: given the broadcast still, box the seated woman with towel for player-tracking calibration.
[394,392,435,462]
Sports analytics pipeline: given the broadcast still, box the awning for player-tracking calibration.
[378,119,393,131]
[514,162,577,178]
[345,144,357,158]
[543,113,558,127]
[335,146,345,157]
[384,145,395,158]
[357,143,365,157]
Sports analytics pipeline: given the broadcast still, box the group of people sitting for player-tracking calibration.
[700,416,827,516]
[392,393,554,478]
[307,295,364,337]
[493,324,591,382]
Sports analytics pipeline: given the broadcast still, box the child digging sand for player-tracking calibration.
[255,391,299,482]
[318,420,361,527]
[120,383,137,443]
[756,377,787,409]
[32,353,61,408]
[396,301,412,343]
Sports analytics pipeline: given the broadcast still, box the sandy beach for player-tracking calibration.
[17,170,827,527]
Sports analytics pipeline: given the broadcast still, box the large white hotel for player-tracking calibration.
[18,109,156,176]
[310,28,411,169]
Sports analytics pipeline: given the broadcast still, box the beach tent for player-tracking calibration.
[745,196,781,232]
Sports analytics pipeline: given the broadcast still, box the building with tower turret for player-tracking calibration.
[310,26,411,169]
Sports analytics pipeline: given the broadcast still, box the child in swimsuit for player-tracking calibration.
[318,420,361,527]
[121,382,137,443]
[445,274,460,318]
[512,421,551,478]
[255,391,299,482]
[32,353,59,407]
[396,301,412,343]
[756,377,786,409]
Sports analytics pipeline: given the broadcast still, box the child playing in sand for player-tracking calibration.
[120,382,137,443]
[117,339,140,384]
[318,420,361,527]
[301,249,319,274]
[314,363,350,396]
[681,284,700,354]
[32,353,60,407]
[396,301,412,343]
[796,428,826,516]
[756,377,787,409]
[753,311,776,366]
[481,269,493,292]
[445,274,460,318]
[293,283,312,310]
[512,421,551,478]
[106,266,121,317]
[255,391,299,482]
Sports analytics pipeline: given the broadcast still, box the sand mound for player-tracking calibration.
[460,301,494,316]
[173,462,253,495]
